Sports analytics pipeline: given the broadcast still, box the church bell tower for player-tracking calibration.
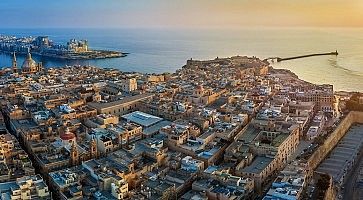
[12,52,17,73]
[70,141,79,166]
[89,137,98,159]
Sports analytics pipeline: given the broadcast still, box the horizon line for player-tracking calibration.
[1,25,363,30]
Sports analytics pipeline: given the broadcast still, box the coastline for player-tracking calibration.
[0,49,126,60]
[0,53,357,200]
[1,28,363,92]
[0,34,127,60]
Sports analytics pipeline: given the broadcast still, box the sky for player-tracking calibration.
[1,0,363,29]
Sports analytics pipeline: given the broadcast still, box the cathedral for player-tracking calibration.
[12,50,43,74]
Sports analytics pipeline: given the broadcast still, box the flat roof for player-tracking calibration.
[237,125,261,144]
[143,120,172,136]
[10,118,38,130]
[316,124,363,182]
[122,111,163,127]
[88,93,154,110]
[272,133,290,147]
[0,181,18,193]
[241,156,274,174]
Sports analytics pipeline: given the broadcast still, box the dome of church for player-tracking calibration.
[60,127,76,141]
[22,52,37,69]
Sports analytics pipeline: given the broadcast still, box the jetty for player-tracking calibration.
[268,51,338,62]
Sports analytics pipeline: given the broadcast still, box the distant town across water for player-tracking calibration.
[0,35,124,60]
[0,27,363,92]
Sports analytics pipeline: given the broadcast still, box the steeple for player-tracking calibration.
[89,136,98,159]
[12,52,17,73]
[70,141,79,166]
[13,52,16,63]
[26,48,31,60]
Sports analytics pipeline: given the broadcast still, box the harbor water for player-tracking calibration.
[0,27,363,92]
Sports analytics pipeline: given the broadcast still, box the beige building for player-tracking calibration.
[21,51,43,74]
[234,121,300,192]
[88,93,154,116]
[84,114,119,128]
[117,123,143,145]
[187,86,226,105]
[146,75,165,83]
[161,124,191,146]
[295,84,334,113]
[249,125,300,166]
[104,79,138,95]
[121,78,137,92]
[0,175,51,199]
[239,156,276,193]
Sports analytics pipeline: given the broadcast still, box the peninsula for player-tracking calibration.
[0,55,361,200]
[0,35,126,60]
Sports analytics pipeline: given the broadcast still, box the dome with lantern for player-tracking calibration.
[21,48,43,74]
[60,127,76,144]
[22,51,37,70]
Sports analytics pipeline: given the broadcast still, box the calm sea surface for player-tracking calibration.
[1,28,363,92]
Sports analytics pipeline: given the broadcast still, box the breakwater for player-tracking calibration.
[268,51,338,62]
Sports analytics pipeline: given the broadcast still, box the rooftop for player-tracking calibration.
[88,93,154,110]
[122,111,163,127]
[241,156,274,174]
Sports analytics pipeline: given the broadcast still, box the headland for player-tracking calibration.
[0,35,126,60]
[0,54,361,200]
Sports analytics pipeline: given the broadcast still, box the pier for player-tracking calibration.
[268,51,338,62]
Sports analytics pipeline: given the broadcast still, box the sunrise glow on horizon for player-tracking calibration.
[1,0,363,29]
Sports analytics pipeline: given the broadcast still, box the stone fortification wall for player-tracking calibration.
[307,111,363,170]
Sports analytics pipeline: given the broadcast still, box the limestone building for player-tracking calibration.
[21,50,43,74]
